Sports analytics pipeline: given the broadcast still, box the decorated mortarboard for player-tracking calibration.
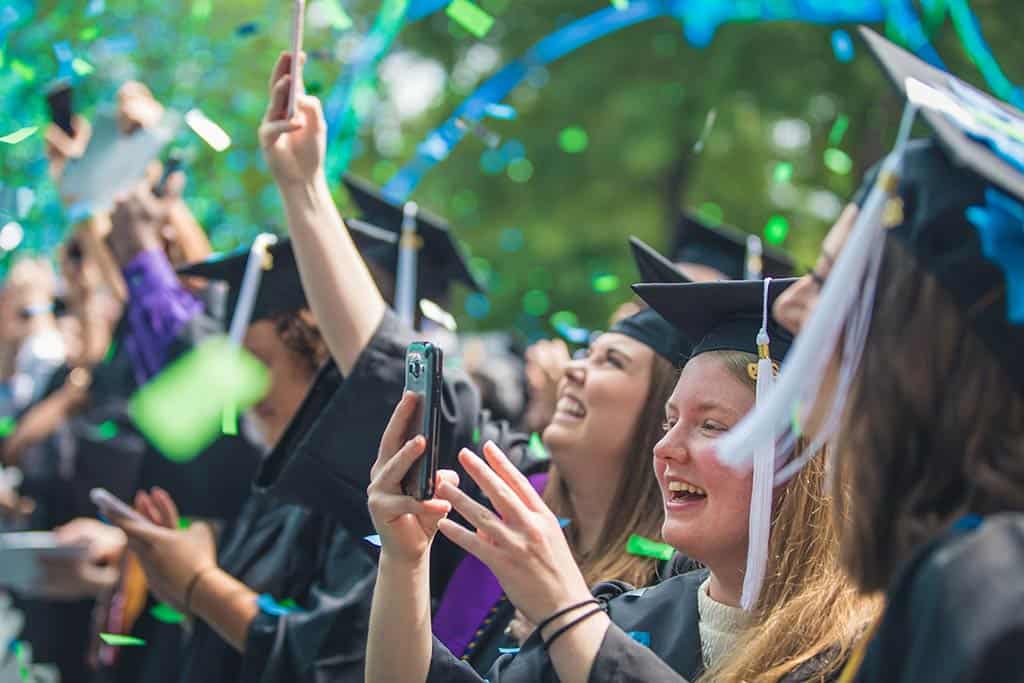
[632,279,796,361]
[629,236,689,285]
[342,174,484,302]
[672,213,795,280]
[709,28,1024,611]
[177,223,395,323]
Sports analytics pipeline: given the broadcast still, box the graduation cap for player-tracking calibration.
[177,223,395,324]
[857,26,1024,390]
[629,236,689,285]
[635,277,796,612]
[672,213,795,280]
[632,279,796,362]
[342,175,484,309]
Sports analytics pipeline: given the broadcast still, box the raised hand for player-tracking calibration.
[367,392,459,566]
[435,442,594,625]
[259,52,324,188]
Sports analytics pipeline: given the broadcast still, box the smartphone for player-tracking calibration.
[89,487,150,525]
[152,151,184,198]
[46,78,75,137]
[401,342,443,500]
[288,0,307,119]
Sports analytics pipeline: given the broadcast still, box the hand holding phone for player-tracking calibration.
[402,342,443,500]
[89,488,150,526]
[288,0,307,119]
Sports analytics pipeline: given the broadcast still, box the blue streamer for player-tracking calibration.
[967,188,1024,324]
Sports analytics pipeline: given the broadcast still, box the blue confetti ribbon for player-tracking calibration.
[967,188,1024,324]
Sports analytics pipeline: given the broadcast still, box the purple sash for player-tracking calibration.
[432,472,548,657]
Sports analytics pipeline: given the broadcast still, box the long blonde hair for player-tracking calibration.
[543,352,678,589]
[702,350,879,682]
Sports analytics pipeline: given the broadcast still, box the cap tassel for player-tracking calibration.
[741,277,775,611]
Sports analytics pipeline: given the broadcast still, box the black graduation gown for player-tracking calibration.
[854,513,1024,683]
[425,568,709,682]
[178,360,378,682]
[252,310,535,596]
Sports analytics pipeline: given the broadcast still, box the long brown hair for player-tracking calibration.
[838,239,1024,592]
[703,350,879,682]
[543,352,678,588]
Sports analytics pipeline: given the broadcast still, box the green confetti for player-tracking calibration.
[528,432,549,460]
[446,0,495,38]
[72,57,95,76]
[10,60,36,82]
[103,339,119,364]
[99,633,147,646]
[320,0,354,30]
[0,416,16,438]
[472,427,481,444]
[828,114,850,146]
[0,127,38,145]
[80,26,100,41]
[549,310,579,329]
[0,46,5,69]
[591,273,620,293]
[791,401,803,437]
[611,0,629,9]
[129,336,269,462]
[149,603,186,624]
[191,0,212,20]
[824,147,853,175]
[96,420,119,440]
[279,598,298,609]
[178,516,193,529]
[764,215,790,245]
[558,126,589,154]
[221,402,238,435]
[626,534,674,561]
[772,162,793,184]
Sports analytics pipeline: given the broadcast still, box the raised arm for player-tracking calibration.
[259,53,386,376]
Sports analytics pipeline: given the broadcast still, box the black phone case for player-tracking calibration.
[403,342,443,500]
[46,80,74,137]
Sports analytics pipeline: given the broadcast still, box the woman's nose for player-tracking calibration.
[653,427,689,464]
[563,359,585,386]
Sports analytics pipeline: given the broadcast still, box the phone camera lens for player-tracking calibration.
[408,359,422,378]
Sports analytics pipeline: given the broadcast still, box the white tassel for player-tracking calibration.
[716,104,919,478]
[741,278,776,611]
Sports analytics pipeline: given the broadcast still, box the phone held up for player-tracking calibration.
[402,342,443,501]
[288,0,306,119]
[46,78,75,137]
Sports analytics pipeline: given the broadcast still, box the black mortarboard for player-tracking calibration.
[858,26,1024,391]
[672,213,795,280]
[177,224,394,323]
[630,236,689,285]
[342,175,484,301]
[609,307,691,365]
[632,279,797,361]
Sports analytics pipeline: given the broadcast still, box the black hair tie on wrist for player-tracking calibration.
[542,605,608,651]
[535,598,600,635]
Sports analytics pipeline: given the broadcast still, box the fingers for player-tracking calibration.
[437,469,460,489]
[435,478,508,539]
[371,435,425,491]
[481,441,547,512]
[266,74,294,123]
[437,517,494,561]
[150,487,179,529]
[295,94,324,133]
[452,448,527,524]
[164,170,187,199]
[268,52,293,91]
[372,491,449,526]
[375,392,420,470]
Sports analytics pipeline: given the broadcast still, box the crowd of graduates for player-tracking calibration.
[0,25,1022,683]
